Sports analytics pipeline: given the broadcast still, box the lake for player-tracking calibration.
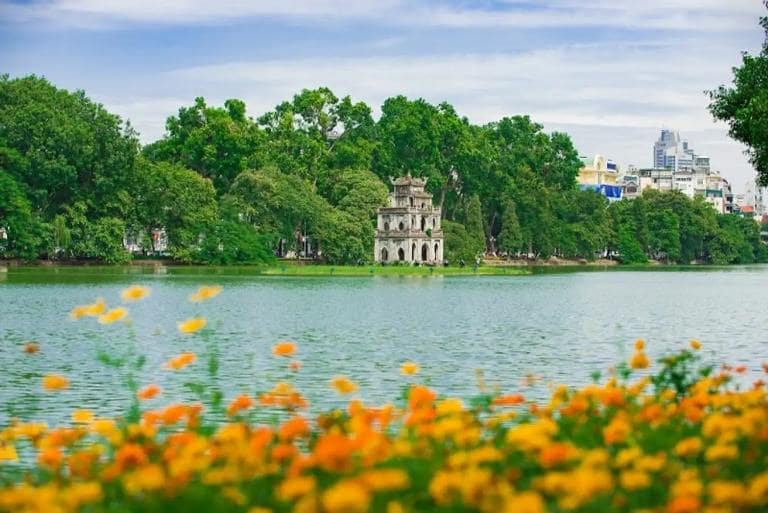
[1,265,767,426]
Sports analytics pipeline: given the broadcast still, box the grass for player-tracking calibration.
[259,263,530,276]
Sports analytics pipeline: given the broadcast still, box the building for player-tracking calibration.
[745,179,768,217]
[374,175,444,264]
[577,155,622,201]
[653,129,696,171]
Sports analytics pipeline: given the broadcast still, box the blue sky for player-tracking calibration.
[0,0,765,191]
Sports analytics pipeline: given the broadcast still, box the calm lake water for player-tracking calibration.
[1,265,767,426]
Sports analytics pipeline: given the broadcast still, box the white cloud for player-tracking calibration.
[1,0,763,31]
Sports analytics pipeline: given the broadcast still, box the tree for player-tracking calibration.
[144,97,264,192]
[129,159,218,259]
[709,3,768,186]
[0,75,139,219]
[373,97,477,216]
[259,88,375,189]
[0,171,47,260]
[497,198,522,256]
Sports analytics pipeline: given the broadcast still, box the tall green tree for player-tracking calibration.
[144,97,264,192]
[0,75,139,218]
[709,3,768,185]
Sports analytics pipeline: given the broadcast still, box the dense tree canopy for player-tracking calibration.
[709,4,768,186]
[0,75,765,265]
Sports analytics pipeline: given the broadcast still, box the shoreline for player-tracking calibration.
[0,258,752,279]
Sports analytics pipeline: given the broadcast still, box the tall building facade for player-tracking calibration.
[374,176,444,264]
[653,129,697,171]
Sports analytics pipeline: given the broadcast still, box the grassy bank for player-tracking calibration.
[260,263,531,276]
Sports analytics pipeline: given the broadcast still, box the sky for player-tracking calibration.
[0,0,765,192]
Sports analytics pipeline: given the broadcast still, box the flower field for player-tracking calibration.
[1,286,767,513]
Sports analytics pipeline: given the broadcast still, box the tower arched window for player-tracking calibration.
[398,248,405,261]
[398,221,404,231]
[383,222,390,231]
[421,217,426,231]
[381,248,388,261]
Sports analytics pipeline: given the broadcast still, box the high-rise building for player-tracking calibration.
[653,129,697,171]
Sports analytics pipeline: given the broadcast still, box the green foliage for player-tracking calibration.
[0,74,138,218]
[144,97,264,193]
[708,7,768,186]
[2,74,765,267]
[497,199,522,255]
[443,220,482,264]
[195,219,274,265]
[129,158,218,258]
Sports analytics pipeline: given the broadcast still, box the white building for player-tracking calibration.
[374,176,444,264]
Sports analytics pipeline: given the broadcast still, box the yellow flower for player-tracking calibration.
[61,482,103,510]
[322,480,370,513]
[504,491,545,513]
[71,409,94,424]
[120,285,150,302]
[690,339,702,350]
[358,469,410,491]
[331,376,358,395]
[277,476,316,501]
[401,361,420,375]
[98,307,128,325]
[620,470,651,490]
[70,298,106,319]
[190,285,223,302]
[635,339,645,350]
[631,351,650,369]
[42,374,69,391]
[178,317,206,334]
[123,464,165,495]
[705,444,738,462]
[0,444,18,461]
[674,437,702,458]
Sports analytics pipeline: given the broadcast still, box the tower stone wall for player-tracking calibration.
[374,176,444,264]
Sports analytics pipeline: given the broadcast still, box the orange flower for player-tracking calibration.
[23,341,40,354]
[279,415,311,441]
[690,339,702,350]
[115,443,148,470]
[272,341,296,357]
[121,285,150,302]
[408,385,437,410]
[289,360,302,371]
[539,443,571,468]
[42,374,69,391]
[635,339,645,351]
[164,352,197,370]
[227,394,254,416]
[177,317,206,334]
[189,285,223,303]
[137,384,161,400]
[492,393,525,407]
[401,361,420,375]
[98,307,128,325]
[71,409,94,424]
[667,496,701,513]
[762,362,768,373]
[331,376,358,395]
[37,447,63,470]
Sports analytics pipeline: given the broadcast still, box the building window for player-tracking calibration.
[409,197,414,207]
[381,248,388,261]
[411,243,416,260]
[421,217,426,231]
[421,243,429,261]
[434,242,439,259]
[398,221,404,231]
[398,248,405,261]
[384,222,390,231]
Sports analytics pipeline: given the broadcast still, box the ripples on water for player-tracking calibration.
[1,265,767,426]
